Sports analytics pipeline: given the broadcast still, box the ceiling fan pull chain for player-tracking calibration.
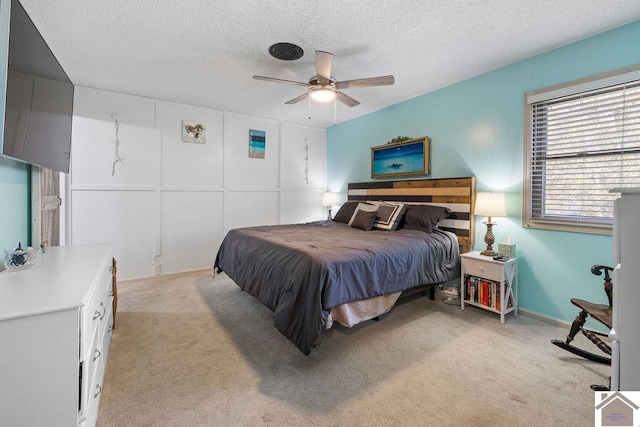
[308,93,312,120]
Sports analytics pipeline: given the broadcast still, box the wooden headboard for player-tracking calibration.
[347,177,476,253]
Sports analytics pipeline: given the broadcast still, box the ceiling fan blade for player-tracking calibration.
[315,51,333,84]
[335,91,360,107]
[253,75,309,87]
[335,75,395,90]
[285,92,309,105]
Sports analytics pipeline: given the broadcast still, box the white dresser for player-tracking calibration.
[0,244,113,426]
[610,188,640,391]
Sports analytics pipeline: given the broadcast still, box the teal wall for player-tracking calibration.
[0,157,29,253]
[0,0,29,258]
[327,21,640,325]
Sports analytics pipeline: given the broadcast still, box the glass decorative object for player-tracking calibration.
[4,244,37,271]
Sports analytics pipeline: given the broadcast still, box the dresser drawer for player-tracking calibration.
[80,257,113,359]
[80,344,106,427]
[97,297,114,351]
[80,287,102,360]
[79,295,112,426]
[79,325,100,419]
[462,257,504,282]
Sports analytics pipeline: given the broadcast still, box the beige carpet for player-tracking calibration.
[97,271,609,426]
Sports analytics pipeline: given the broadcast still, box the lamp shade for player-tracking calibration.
[474,192,506,217]
[322,192,338,207]
[310,87,336,102]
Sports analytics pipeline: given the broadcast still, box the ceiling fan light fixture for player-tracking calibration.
[310,87,336,102]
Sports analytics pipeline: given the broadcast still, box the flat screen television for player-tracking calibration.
[1,0,74,173]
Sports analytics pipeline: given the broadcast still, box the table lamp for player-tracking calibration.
[474,192,506,256]
[322,192,338,220]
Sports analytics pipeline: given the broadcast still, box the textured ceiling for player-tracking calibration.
[17,0,640,127]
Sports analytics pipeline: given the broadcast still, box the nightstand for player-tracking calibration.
[460,251,518,324]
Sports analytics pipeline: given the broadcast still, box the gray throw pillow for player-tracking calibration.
[350,209,377,231]
[373,202,406,231]
[348,203,379,226]
[333,201,360,223]
[401,205,452,233]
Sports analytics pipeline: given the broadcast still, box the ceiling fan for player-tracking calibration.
[253,50,395,107]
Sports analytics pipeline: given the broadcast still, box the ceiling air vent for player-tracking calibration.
[268,43,304,61]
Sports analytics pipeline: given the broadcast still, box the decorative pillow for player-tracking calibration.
[348,202,379,226]
[373,202,406,231]
[349,209,378,231]
[400,205,452,233]
[333,201,360,223]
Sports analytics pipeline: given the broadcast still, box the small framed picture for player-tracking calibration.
[182,120,206,143]
[249,129,265,158]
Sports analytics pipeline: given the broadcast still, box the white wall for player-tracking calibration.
[70,87,326,279]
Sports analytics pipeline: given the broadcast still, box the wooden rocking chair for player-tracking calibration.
[551,265,614,366]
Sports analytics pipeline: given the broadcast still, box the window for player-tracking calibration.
[524,66,640,234]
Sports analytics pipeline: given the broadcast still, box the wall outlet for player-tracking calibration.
[152,256,161,275]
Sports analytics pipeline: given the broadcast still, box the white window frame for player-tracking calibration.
[523,64,640,235]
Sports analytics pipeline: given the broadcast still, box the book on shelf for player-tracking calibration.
[465,275,503,309]
[481,280,489,307]
[493,281,498,309]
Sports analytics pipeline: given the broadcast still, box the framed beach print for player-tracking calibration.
[371,137,430,179]
[249,129,266,159]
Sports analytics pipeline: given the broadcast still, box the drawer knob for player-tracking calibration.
[94,384,102,399]
[93,302,107,321]
[478,266,485,273]
[93,349,101,361]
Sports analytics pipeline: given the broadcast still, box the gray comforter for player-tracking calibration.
[214,220,460,355]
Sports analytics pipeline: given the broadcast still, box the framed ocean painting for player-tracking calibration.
[371,137,430,178]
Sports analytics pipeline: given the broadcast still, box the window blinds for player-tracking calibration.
[529,81,640,224]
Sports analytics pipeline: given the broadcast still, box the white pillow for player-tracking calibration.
[348,202,379,226]
[373,202,406,231]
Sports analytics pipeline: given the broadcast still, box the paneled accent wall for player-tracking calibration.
[70,86,326,279]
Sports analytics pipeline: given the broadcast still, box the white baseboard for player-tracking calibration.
[517,308,572,329]
[119,268,212,284]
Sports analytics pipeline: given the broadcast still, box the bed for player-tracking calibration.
[214,177,476,354]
